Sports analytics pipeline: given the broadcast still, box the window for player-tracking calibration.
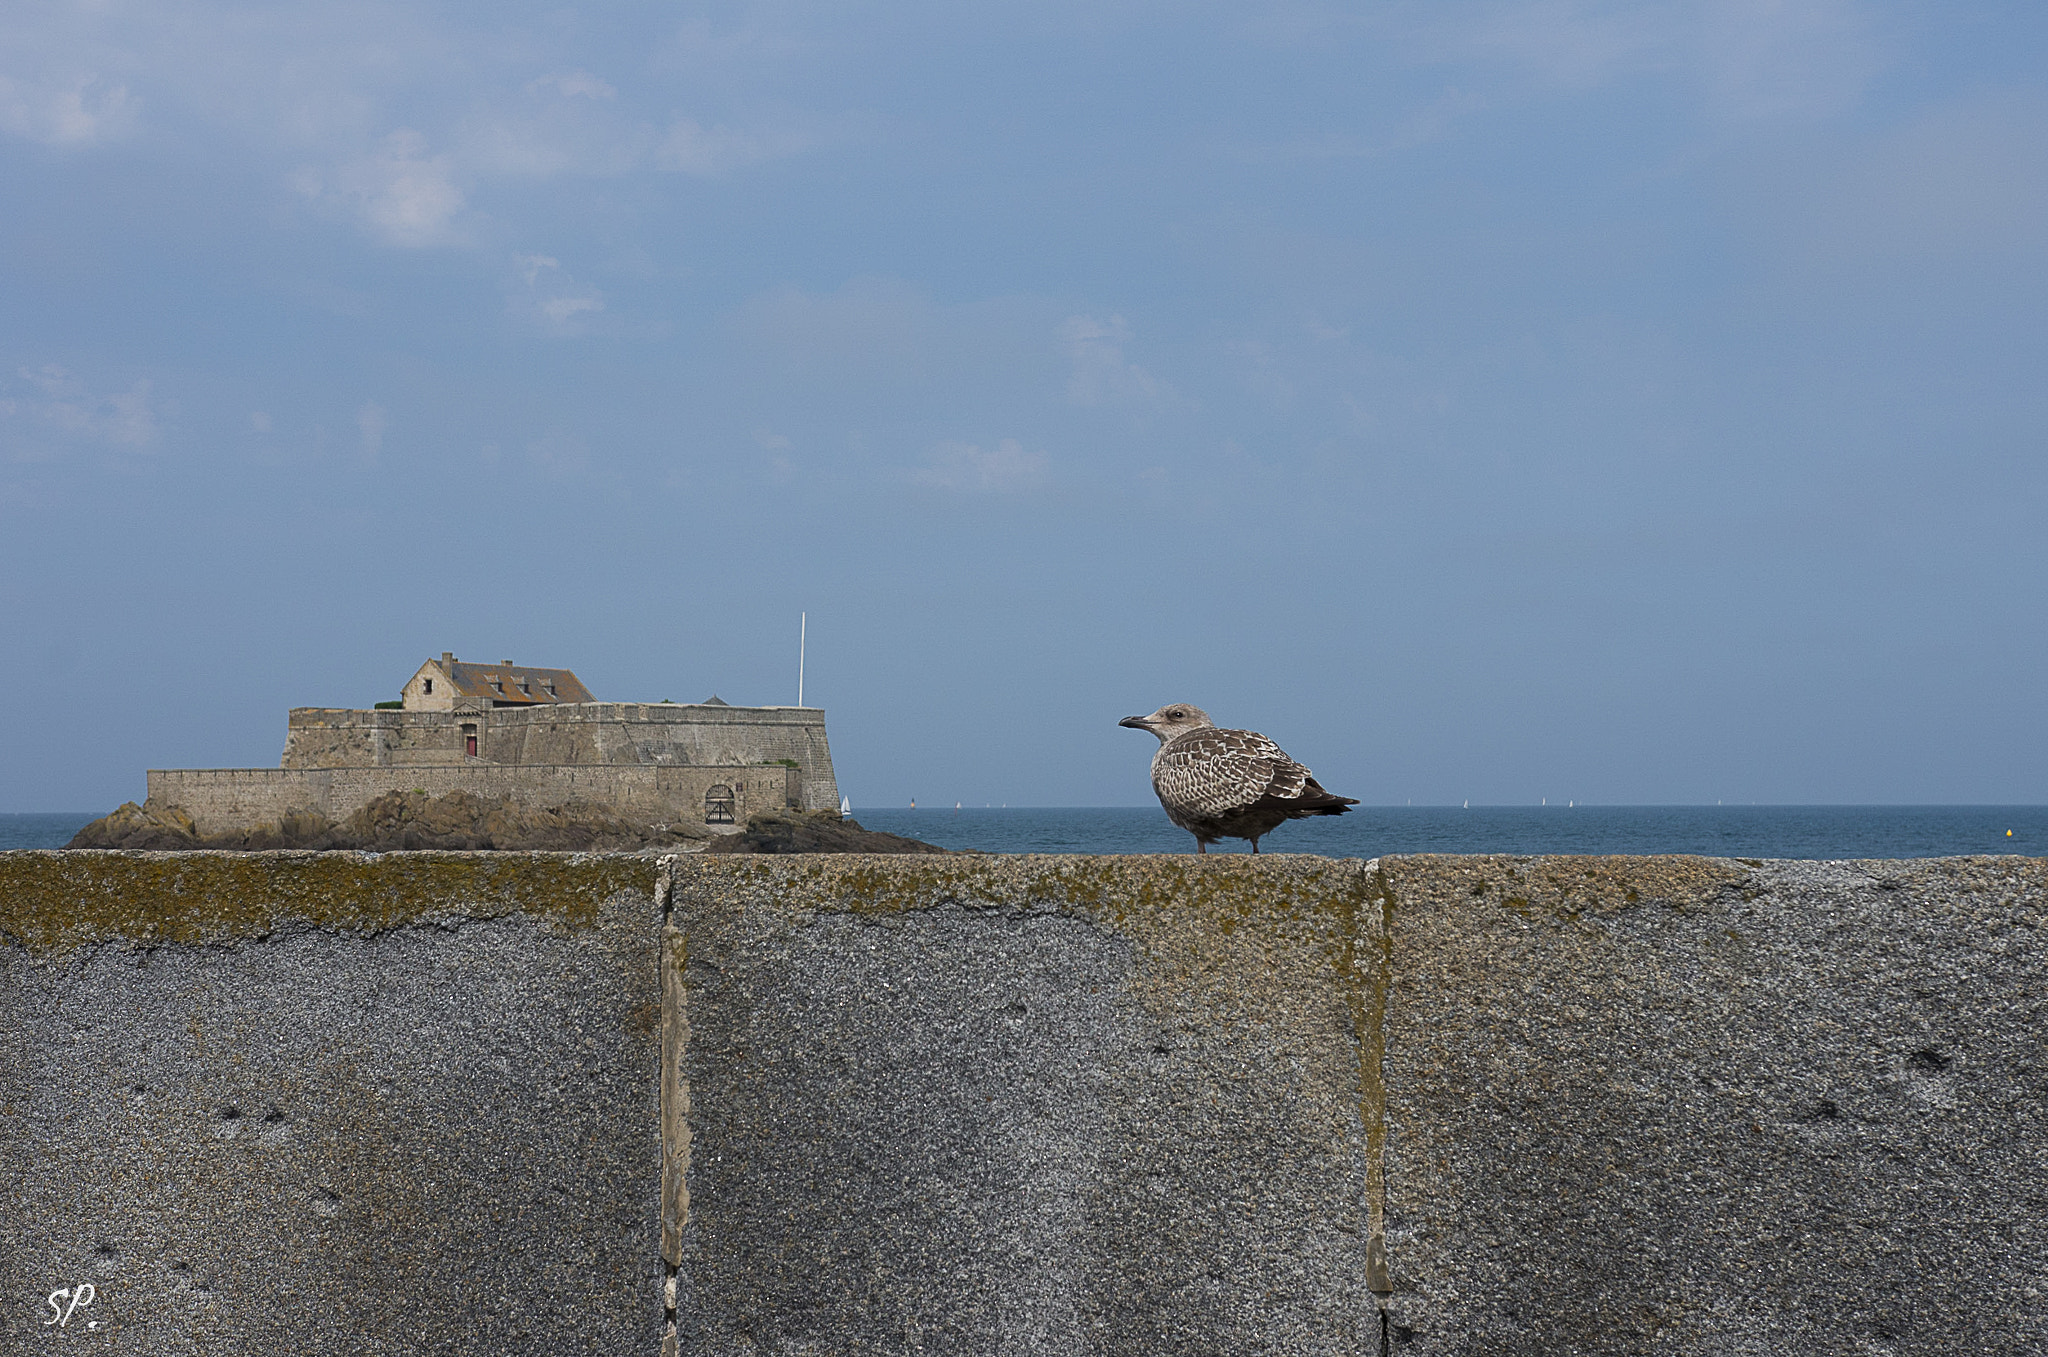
[545,682,557,696]
[424,678,434,695]
[705,785,736,824]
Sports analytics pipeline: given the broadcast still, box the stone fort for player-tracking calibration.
[147,652,840,836]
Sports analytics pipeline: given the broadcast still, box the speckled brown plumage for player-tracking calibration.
[1119,703,1358,853]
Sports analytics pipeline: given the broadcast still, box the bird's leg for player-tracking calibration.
[1250,837,1261,854]
[1196,839,1207,854]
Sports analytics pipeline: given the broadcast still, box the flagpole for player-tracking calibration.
[798,612,806,707]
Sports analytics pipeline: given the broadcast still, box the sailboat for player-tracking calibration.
[840,795,851,820]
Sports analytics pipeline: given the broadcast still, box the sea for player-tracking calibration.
[4,806,2042,859]
[854,805,2047,858]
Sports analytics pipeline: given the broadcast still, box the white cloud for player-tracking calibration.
[463,78,649,179]
[1061,314,1169,407]
[655,117,814,175]
[1696,0,1880,121]
[460,106,824,182]
[506,253,607,335]
[1421,0,1882,121]
[0,73,135,146]
[0,5,826,253]
[541,295,602,325]
[307,130,466,247]
[527,71,617,101]
[1,365,158,456]
[1460,0,1670,89]
[911,438,1049,493]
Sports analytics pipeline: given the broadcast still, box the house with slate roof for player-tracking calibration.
[402,652,596,711]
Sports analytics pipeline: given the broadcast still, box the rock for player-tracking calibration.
[64,797,946,855]
[64,801,203,850]
[701,808,952,855]
[64,792,718,853]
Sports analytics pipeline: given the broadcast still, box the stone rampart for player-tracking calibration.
[146,763,799,836]
[281,703,839,812]
[3,852,2043,1354]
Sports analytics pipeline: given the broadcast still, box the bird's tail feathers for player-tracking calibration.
[1289,785,1359,816]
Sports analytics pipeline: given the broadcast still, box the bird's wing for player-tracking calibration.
[1156,727,1302,814]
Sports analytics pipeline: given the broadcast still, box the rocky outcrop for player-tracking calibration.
[701,807,952,854]
[65,792,718,853]
[65,800,208,849]
[64,797,950,855]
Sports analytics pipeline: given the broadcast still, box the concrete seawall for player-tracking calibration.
[3,852,2043,1354]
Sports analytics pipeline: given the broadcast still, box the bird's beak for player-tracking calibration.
[1118,715,1150,730]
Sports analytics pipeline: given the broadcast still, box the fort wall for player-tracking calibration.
[280,702,839,813]
[147,763,799,836]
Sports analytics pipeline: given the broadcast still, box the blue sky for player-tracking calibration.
[3,0,2044,811]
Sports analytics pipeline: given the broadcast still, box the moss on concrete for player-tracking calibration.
[1379,853,1747,928]
[0,850,657,956]
[671,851,1370,924]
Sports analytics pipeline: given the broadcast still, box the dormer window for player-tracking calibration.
[545,682,557,696]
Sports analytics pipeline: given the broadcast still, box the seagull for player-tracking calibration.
[1119,703,1359,853]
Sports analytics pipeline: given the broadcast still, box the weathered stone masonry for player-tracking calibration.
[149,700,840,835]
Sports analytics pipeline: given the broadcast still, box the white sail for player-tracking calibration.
[839,795,850,820]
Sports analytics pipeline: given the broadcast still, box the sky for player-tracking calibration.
[2,0,2045,812]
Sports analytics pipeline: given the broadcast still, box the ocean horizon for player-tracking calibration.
[856,804,2046,858]
[5,804,2043,858]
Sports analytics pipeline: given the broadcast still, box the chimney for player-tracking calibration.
[501,659,514,666]
[441,652,455,667]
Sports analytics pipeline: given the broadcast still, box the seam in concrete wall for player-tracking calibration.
[659,860,688,1357]
[1358,858,1395,1303]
